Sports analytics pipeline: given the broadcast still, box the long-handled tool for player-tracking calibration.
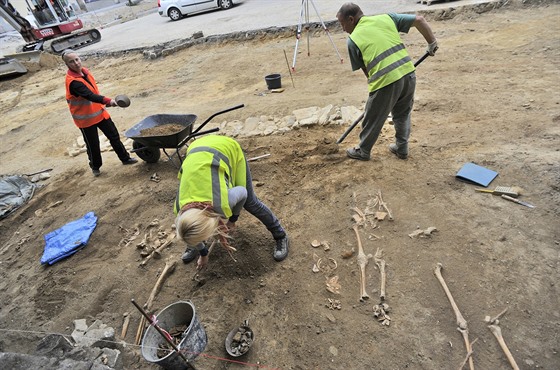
[337,52,431,145]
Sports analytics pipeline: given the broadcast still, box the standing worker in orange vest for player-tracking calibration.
[336,3,438,161]
[63,49,137,176]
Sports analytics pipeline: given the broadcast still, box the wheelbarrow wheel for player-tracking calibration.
[132,141,161,163]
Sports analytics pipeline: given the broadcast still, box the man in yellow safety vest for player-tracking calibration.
[336,3,438,161]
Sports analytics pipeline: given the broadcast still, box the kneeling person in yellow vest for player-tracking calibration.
[337,3,438,161]
[63,49,137,177]
[175,135,289,270]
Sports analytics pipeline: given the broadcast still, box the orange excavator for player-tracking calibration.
[0,0,101,54]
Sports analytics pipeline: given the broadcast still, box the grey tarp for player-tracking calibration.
[0,175,36,219]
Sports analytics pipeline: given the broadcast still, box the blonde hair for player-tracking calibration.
[175,208,226,247]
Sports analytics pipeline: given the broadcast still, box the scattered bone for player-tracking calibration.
[353,225,371,302]
[317,257,337,274]
[488,325,519,370]
[373,303,391,326]
[140,232,176,267]
[47,201,63,209]
[485,307,508,325]
[312,252,320,272]
[136,230,152,249]
[340,248,355,259]
[326,298,342,310]
[150,173,161,183]
[118,225,140,248]
[311,239,321,248]
[374,211,387,221]
[409,226,438,238]
[353,207,366,220]
[434,263,474,370]
[376,190,393,221]
[322,241,330,251]
[352,214,364,225]
[458,338,479,370]
[374,248,387,300]
[326,275,341,294]
[486,309,519,370]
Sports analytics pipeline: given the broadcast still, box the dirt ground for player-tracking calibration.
[0,1,559,369]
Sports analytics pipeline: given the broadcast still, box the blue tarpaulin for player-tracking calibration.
[41,212,98,265]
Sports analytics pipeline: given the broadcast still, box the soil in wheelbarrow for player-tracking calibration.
[0,2,559,370]
[139,124,186,138]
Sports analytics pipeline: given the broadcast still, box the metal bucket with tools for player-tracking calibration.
[141,301,207,370]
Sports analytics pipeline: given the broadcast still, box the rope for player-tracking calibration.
[0,328,279,369]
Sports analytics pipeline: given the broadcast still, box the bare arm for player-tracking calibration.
[412,15,436,44]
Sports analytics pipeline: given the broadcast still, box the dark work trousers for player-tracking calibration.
[242,158,286,240]
[359,72,416,156]
[80,117,130,171]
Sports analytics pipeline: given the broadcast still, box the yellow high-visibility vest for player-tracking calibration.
[175,135,247,217]
[350,15,415,92]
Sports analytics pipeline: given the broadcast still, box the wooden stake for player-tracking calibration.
[134,260,177,345]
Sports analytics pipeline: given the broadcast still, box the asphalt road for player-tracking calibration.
[79,0,490,54]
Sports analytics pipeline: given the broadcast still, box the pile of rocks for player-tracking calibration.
[0,319,123,370]
[66,104,365,158]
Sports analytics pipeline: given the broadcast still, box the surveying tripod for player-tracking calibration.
[292,0,343,71]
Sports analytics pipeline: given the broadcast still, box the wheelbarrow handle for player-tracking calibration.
[191,103,245,136]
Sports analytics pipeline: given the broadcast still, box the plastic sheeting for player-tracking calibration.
[0,175,36,220]
[41,212,98,265]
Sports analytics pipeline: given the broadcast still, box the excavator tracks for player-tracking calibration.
[44,28,102,54]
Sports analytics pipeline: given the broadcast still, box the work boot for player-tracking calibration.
[273,236,289,262]
[181,248,198,264]
[122,157,138,165]
[346,147,370,161]
[388,144,407,160]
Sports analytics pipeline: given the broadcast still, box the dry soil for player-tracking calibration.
[0,1,559,369]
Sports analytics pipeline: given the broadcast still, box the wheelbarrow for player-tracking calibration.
[125,104,244,164]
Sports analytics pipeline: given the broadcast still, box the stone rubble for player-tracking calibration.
[0,319,123,370]
[66,104,372,157]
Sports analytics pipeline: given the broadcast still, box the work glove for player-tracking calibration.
[426,40,438,56]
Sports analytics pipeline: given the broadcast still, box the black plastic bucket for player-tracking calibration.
[141,301,207,369]
[265,74,282,89]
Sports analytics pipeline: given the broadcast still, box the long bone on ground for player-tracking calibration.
[434,263,474,370]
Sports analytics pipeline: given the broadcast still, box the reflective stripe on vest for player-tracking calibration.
[174,146,233,217]
[350,15,415,92]
[65,69,109,128]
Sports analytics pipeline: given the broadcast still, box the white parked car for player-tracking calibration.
[158,0,234,21]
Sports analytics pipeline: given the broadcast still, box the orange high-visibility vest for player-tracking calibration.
[65,68,110,128]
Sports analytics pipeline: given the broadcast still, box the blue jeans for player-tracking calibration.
[243,158,286,240]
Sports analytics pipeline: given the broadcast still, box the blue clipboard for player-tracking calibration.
[456,162,498,187]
